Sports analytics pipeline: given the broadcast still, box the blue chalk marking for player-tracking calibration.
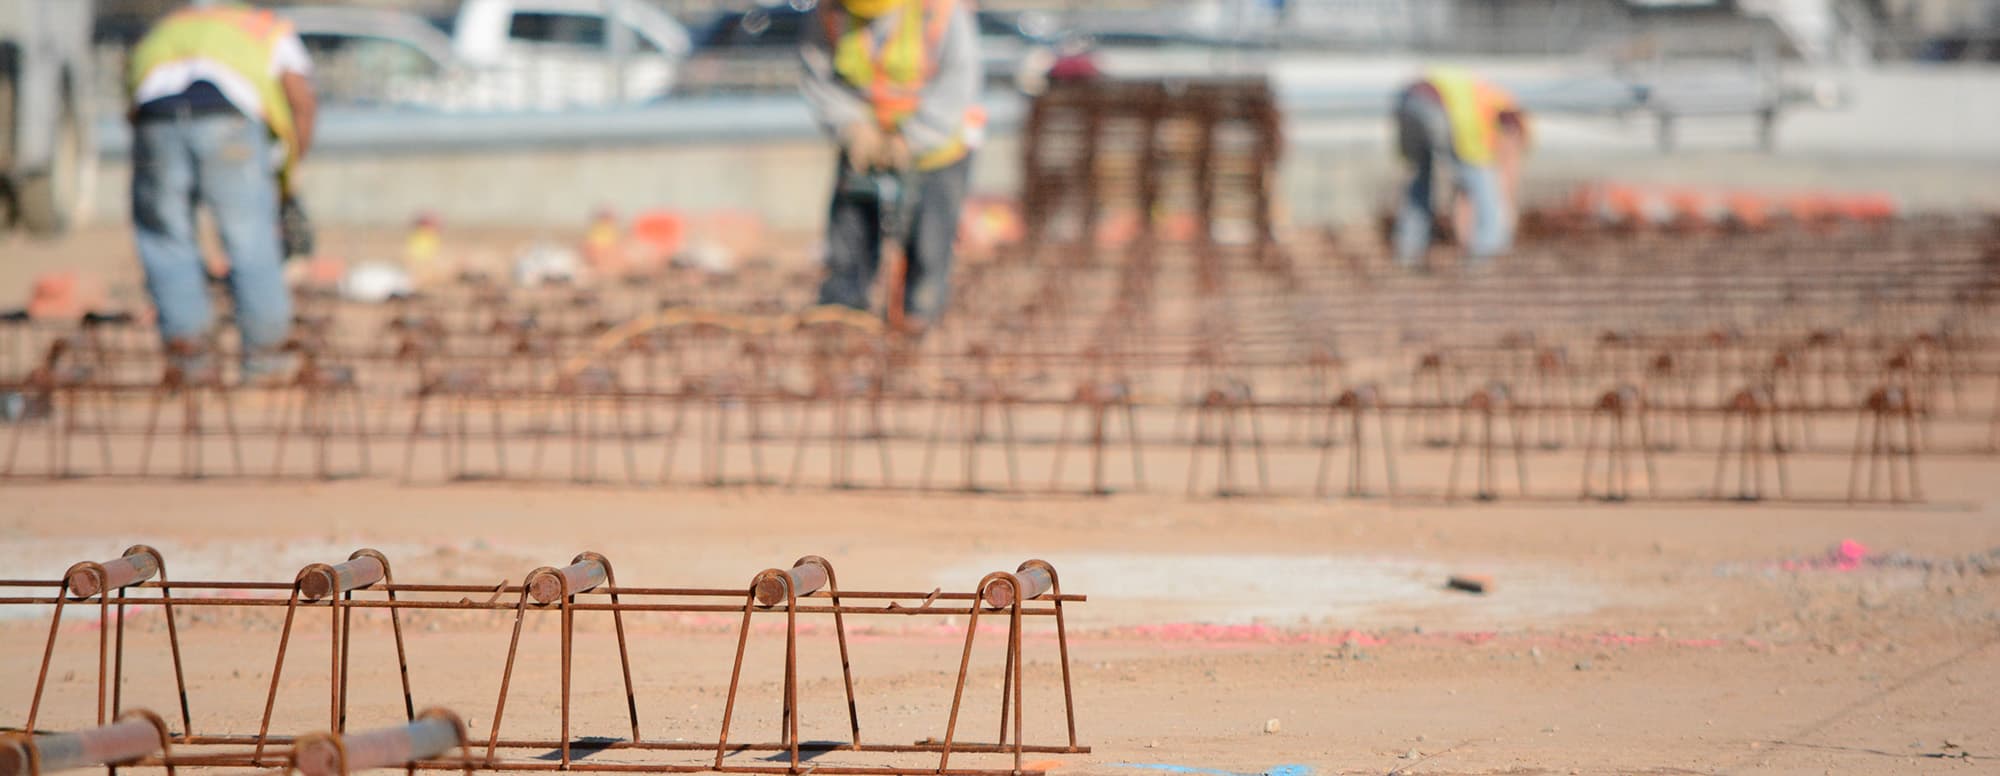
[1110,766,1234,776]
[1112,764,1313,776]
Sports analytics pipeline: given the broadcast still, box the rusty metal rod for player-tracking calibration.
[9,715,164,775]
[294,711,464,776]
[63,552,159,601]
[177,735,1087,755]
[0,597,1077,614]
[301,556,386,603]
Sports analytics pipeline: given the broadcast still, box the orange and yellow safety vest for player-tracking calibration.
[129,5,300,164]
[1426,67,1527,167]
[826,0,984,170]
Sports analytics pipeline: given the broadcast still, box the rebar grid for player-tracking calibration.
[2,548,1087,776]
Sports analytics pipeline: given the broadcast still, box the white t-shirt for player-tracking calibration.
[133,29,313,120]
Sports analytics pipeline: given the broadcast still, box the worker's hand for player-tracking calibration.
[878,134,913,173]
[840,121,886,173]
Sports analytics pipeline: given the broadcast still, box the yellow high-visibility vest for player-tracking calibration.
[827,0,982,170]
[1426,67,1523,167]
[129,5,299,163]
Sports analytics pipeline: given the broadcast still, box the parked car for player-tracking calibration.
[281,0,693,113]
[451,0,693,109]
[674,4,1058,96]
[280,6,464,110]
[1,0,94,235]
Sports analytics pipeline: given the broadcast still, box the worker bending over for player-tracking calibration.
[1392,67,1528,270]
[128,1,317,381]
[801,0,984,331]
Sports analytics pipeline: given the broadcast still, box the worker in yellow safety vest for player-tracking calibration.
[127,1,318,382]
[801,0,985,331]
[1392,67,1530,270]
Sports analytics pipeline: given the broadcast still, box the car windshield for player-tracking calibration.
[509,11,607,47]
[298,33,444,105]
[701,9,807,49]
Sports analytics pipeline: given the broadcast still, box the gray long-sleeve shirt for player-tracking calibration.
[799,1,982,162]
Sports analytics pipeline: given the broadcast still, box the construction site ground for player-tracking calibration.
[4,464,2000,776]
[4,228,2000,776]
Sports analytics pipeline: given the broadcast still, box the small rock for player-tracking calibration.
[1447,574,1493,594]
[1574,660,1592,671]
[1530,646,1545,665]
[1401,749,1420,760]
[1263,718,1280,734]
[1147,740,1160,749]
[1415,734,1427,742]
[1944,739,1961,750]
[62,670,75,682]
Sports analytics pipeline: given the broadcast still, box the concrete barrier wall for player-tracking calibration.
[89,137,1024,232]
[89,145,2000,234]
[88,132,2000,235]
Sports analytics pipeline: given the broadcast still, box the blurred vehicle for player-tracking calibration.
[450,0,693,109]
[1915,32,2000,63]
[281,6,465,109]
[281,0,694,112]
[1,0,94,235]
[674,3,1056,96]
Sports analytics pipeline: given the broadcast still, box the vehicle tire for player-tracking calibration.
[16,94,84,236]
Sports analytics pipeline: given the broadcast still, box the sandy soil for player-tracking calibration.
[3,469,1998,776]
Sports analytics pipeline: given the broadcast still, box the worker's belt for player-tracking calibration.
[135,80,243,122]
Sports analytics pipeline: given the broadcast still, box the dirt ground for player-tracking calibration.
[4,228,2000,776]
[4,458,1999,776]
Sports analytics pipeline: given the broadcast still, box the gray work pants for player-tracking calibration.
[815,155,972,324]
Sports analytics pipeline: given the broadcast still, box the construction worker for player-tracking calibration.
[1392,67,1529,270]
[127,1,317,381]
[801,0,984,331]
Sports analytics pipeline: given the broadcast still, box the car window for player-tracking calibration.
[300,34,443,75]
[704,9,805,49]
[298,33,443,104]
[751,9,805,46]
[976,14,1019,39]
[633,22,663,54]
[509,12,607,47]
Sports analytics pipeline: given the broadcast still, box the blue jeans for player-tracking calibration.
[816,156,972,325]
[131,111,291,374]
[1393,95,1512,266]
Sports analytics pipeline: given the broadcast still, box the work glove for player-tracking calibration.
[840,121,886,174]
